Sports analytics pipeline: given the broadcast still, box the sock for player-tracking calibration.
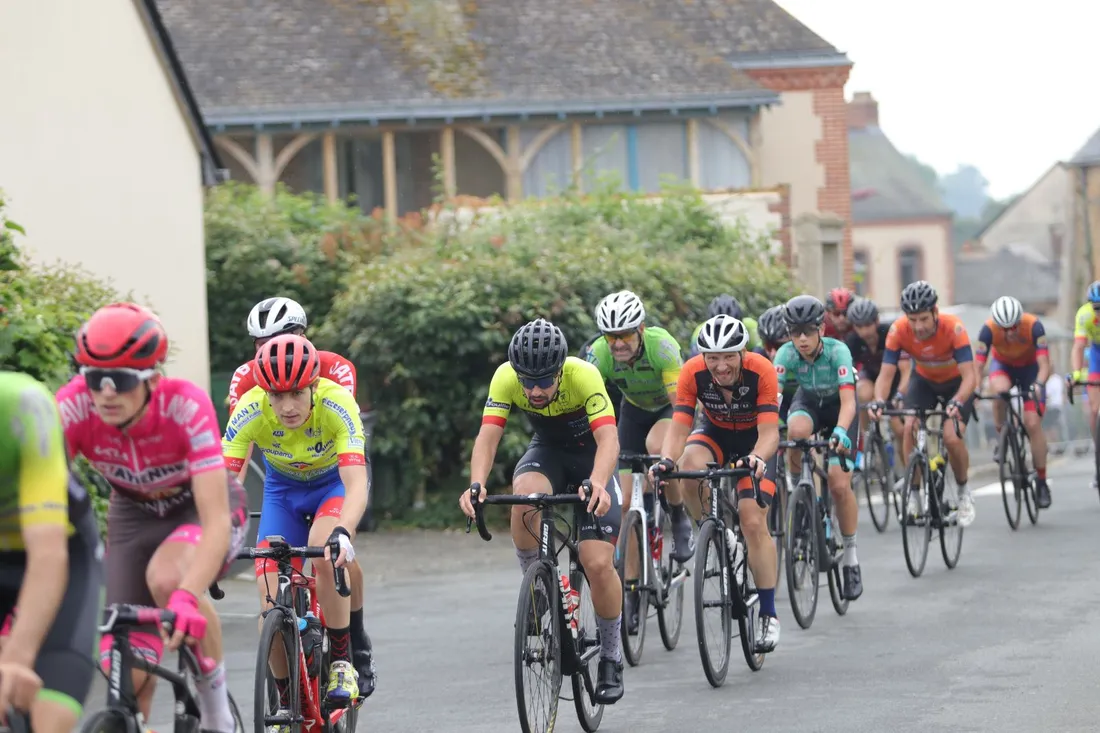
[328,626,352,664]
[196,662,234,732]
[350,608,369,650]
[274,677,290,708]
[958,482,970,497]
[842,533,858,566]
[789,472,802,487]
[596,614,623,663]
[1037,467,1046,480]
[515,547,539,574]
[758,588,777,617]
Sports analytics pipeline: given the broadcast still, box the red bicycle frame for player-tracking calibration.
[287,567,354,730]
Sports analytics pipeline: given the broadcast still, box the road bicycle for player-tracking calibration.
[880,407,963,577]
[1067,378,1100,502]
[977,391,1041,529]
[615,452,687,666]
[856,416,900,532]
[780,436,851,630]
[467,481,608,733]
[80,604,244,733]
[658,463,766,688]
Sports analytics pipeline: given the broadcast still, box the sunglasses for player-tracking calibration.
[789,325,819,338]
[518,373,558,390]
[81,367,155,393]
[603,331,637,343]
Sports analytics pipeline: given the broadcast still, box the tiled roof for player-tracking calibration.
[954,248,1059,306]
[154,0,842,125]
[849,126,951,222]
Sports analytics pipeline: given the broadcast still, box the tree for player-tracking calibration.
[940,164,990,220]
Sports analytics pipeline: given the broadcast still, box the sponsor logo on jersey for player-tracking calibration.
[585,393,609,416]
[189,431,216,451]
[485,399,510,410]
[321,398,359,436]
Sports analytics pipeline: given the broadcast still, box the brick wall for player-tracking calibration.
[748,65,854,289]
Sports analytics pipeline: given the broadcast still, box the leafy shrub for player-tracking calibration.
[318,186,797,525]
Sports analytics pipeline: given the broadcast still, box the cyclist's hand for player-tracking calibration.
[945,398,963,420]
[1073,368,1088,385]
[649,457,676,483]
[891,391,905,408]
[459,482,485,519]
[0,659,41,715]
[325,527,355,568]
[737,453,767,479]
[584,480,611,517]
[866,400,885,421]
[163,589,207,651]
[830,426,852,455]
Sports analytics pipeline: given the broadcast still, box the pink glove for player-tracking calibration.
[166,590,207,641]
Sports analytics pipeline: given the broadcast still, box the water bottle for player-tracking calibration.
[559,574,580,637]
[726,528,744,588]
[299,611,322,671]
[886,441,895,468]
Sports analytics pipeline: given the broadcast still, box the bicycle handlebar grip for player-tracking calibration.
[208,582,225,601]
[1067,377,1076,405]
[579,479,606,540]
[465,483,493,542]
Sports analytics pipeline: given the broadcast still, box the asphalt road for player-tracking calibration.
[84,456,1100,733]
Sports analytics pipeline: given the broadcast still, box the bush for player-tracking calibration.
[204,182,394,372]
[318,186,797,525]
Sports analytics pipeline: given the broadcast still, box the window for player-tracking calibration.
[898,246,924,288]
[853,250,870,297]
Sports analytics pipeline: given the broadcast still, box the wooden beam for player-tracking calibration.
[255,133,275,194]
[571,123,583,192]
[214,136,261,184]
[505,125,522,201]
[322,132,338,203]
[382,130,397,220]
[440,127,457,198]
[685,119,700,187]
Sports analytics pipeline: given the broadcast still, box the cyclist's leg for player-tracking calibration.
[901,376,938,512]
[988,356,1011,431]
[616,401,652,629]
[823,401,863,598]
[888,371,906,454]
[732,432,778,602]
[936,378,976,524]
[1087,345,1100,436]
[784,389,818,484]
[639,403,693,561]
[30,510,104,733]
[856,372,874,435]
[681,420,731,518]
[1015,363,1050,502]
[510,444,563,569]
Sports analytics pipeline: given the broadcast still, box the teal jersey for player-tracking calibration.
[587,326,683,412]
[773,337,856,403]
[689,317,760,357]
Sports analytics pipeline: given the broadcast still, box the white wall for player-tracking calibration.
[0,0,211,389]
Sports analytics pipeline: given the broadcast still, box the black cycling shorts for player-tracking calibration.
[617,400,672,469]
[786,388,859,467]
[859,368,901,397]
[0,505,104,716]
[904,374,975,424]
[685,419,778,507]
[512,442,622,543]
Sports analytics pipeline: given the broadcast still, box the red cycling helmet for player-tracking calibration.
[255,334,320,392]
[826,288,854,313]
[75,303,168,369]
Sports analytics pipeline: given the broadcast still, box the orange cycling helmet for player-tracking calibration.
[75,303,168,370]
[255,334,320,392]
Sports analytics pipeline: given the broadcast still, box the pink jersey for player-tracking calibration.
[227,350,357,412]
[56,375,228,517]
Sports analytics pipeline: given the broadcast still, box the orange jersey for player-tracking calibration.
[974,314,1048,368]
[228,351,357,411]
[883,313,973,384]
[672,353,779,431]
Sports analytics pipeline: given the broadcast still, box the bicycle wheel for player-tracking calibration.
[860,433,891,532]
[825,502,849,616]
[735,538,765,672]
[999,424,1022,530]
[901,457,932,578]
[693,520,731,688]
[80,709,137,733]
[255,607,302,733]
[570,567,604,733]
[615,510,649,667]
[938,463,963,569]
[769,477,787,589]
[229,693,246,733]
[784,482,818,629]
[514,561,562,733]
[1019,430,1040,525]
[655,509,685,651]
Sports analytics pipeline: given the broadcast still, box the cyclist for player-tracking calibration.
[652,315,782,652]
[774,296,863,601]
[578,332,622,414]
[845,297,911,471]
[459,318,626,704]
[223,334,368,705]
[688,294,761,357]
[975,296,1052,507]
[56,303,249,733]
[823,288,854,340]
[0,371,102,733]
[1070,281,1100,489]
[757,305,796,424]
[868,281,978,526]
[228,296,375,693]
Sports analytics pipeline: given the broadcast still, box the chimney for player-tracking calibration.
[848,91,879,129]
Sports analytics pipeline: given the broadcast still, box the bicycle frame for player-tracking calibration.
[619,453,666,594]
[882,408,958,515]
[780,438,848,560]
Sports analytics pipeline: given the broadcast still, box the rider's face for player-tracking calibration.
[907,310,937,340]
[520,373,561,408]
[268,389,313,428]
[853,322,879,343]
[703,352,742,386]
[604,329,641,362]
[88,373,158,426]
[790,325,822,357]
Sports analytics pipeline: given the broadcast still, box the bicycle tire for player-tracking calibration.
[1019,429,1039,525]
[862,432,891,532]
[229,692,246,733]
[937,461,963,569]
[615,510,649,667]
[785,482,818,629]
[769,477,787,589]
[570,567,604,733]
[513,561,561,733]
[901,457,931,578]
[256,606,302,733]
[693,520,731,688]
[999,424,1022,530]
[655,509,685,651]
[79,708,137,733]
[736,538,765,672]
[825,500,849,616]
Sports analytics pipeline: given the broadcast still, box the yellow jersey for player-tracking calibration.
[222,378,366,482]
[1074,303,1100,345]
[0,371,73,551]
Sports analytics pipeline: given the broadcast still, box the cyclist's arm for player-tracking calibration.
[337,464,368,535]
[222,390,262,481]
[473,364,515,486]
[1072,306,1090,375]
[180,390,233,597]
[950,326,978,402]
[1034,321,1052,385]
[326,390,369,533]
[974,324,994,380]
[654,333,684,404]
[875,324,903,402]
[896,354,912,395]
[751,362,780,461]
[835,347,858,434]
[590,423,620,491]
[663,364,699,462]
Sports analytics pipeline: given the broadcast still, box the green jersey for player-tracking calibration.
[689,317,760,357]
[586,326,683,412]
[773,337,855,403]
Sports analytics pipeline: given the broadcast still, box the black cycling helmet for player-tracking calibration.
[783,295,826,328]
[758,305,788,345]
[900,280,938,314]
[847,297,879,326]
[707,294,744,320]
[509,318,568,378]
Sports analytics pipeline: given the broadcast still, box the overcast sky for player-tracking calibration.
[774,0,1099,200]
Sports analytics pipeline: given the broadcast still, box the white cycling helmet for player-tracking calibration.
[696,315,750,353]
[595,290,646,332]
[247,297,308,338]
[991,296,1023,329]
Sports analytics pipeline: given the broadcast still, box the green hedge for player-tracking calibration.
[316,186,797,525]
